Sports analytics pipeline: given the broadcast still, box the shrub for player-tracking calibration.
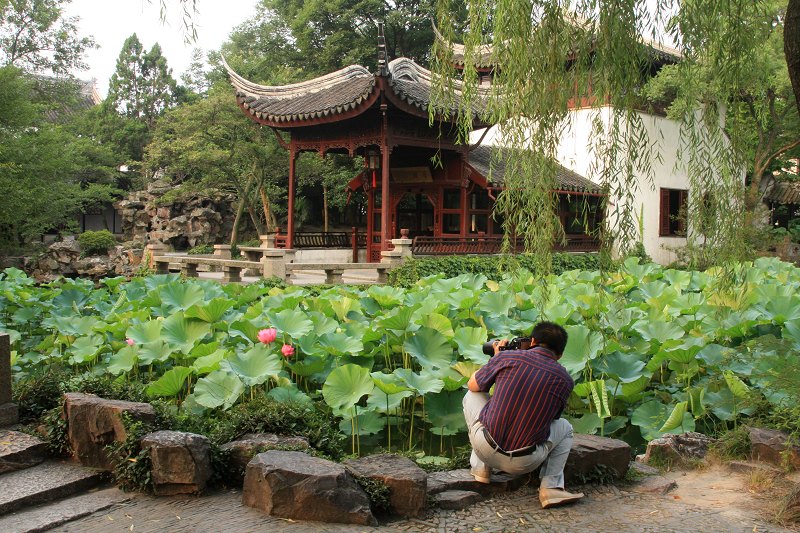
[78,230,117,256]
[388,253,600,287]
[187,244,214,255]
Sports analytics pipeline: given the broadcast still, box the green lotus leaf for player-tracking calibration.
[106,345,137,375]
[322,363,375,411]
[288,354,329,377]
[344,321,383,345]
[193,370,244,410]
[404,327,454,369]
[418,313,454,339]
[228,319,261,343]
[452,361,481,379]
[50,316,99,336]
[329,297,360,321]
[441,375,469,391]
[658,401,688,432]
[319,331,363,357]
[185,298,234,323]
[662,269,693,292]
[138,340,172,365]
[51,289,91,314]
[159,282,206,312]
[309,312,339,336]
[266,308,313,339]
[633,319,685,345]
[126,320,162,345]
[146,366,193,398]
[478,291,514,317]
[370,371,413,395]
[339,410,384,436]
[560,325,603,376]
[394,368,444,395]
[762,295,800,324]
[267,385,313,407]
[162,312,211,353]
[723,370,750,398]
[367,285,405,308]
[368,388,413,414]
[68,335,103,364]
[566,413,601,435]
[784,319,800,343]
[222,344,283,386]
[192,349,226,375]
[602,415,629,436]
[425,390,467,434]
[379,306,418,335]
[597,351,646,383]
[631,400,695,441]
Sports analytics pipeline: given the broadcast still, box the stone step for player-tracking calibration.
[0,488,128,533]
[0,430,48,475]
[0,461,107,516]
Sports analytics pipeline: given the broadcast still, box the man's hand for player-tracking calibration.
[494,339,508,356]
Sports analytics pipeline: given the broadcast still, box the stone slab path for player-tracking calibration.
[50,482,795,533]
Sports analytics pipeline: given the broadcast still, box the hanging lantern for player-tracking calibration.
[367,149,380,188]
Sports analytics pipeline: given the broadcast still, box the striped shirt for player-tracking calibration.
[474,346,573,451]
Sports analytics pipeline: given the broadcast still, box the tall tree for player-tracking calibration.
[0,0,94,74]
[106,34,178,129]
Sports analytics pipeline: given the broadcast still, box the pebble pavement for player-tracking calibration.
[51,482,795,533]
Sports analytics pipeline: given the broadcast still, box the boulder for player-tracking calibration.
[565,434,631,482]
[220,433,310,476]
[141,430,212,496]
[243,450,376,526]
[749,427,800,469]
[344,454,427,517]
[433,490,484,510]
[63,393,155,470]
[642,432,715,466]
[427,469,529,496]
[0,430,48,474]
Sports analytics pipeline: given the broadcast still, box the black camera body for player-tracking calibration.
[482,336,532,356]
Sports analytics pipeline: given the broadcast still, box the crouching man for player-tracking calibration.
[463,321,584,509]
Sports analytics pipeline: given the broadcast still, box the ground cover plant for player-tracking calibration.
[3,257,800,459]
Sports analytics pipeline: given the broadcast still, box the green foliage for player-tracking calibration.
[710,426,751,461]
[353,474,391,515]
[106,415,155,493]
[187,244,214,255]
[574,463,619,485]
[388,253,600,287]
[12,368,71,422]
[78,230,117,256]
[41,400,70,457]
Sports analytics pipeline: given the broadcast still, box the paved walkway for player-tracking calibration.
[52,482,794,533]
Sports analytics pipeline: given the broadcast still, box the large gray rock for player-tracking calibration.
[427,469,528,496]
[433,490,484,510]
[220,433,309,476]
[63,393,155,470]
[141,431,211,496]
[243,450,376,526]
[344,454,427,517]
[565,434,631,482]
[0,430,48,474]
[642,432,716,465]
[749,427,800,469]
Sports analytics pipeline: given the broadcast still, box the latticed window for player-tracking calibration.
[660,188,688,236]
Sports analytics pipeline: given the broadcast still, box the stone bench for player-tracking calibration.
[152,256,263,283]
[285,262,391,284]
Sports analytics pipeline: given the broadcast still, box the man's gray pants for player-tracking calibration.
[462,390,573,489]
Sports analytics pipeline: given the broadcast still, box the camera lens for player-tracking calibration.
[482,340,497,356]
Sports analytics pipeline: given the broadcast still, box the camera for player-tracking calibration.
[482,336,531,356]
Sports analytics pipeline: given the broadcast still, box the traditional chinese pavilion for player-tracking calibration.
[224,33,602,262]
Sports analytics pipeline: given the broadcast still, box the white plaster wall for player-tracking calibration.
[294,249,367,263]
[473,108,693,265]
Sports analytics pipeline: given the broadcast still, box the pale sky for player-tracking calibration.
[64,0,260,97]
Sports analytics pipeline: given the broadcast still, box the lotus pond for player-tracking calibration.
[3,257,800,457]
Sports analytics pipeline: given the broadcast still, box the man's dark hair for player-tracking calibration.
[531,321,568,355]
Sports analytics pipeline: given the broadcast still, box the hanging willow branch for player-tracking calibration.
[430,0,765,272]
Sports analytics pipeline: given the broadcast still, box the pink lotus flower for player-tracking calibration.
[281,344,294,358]
[258,328,277,344]
[126,338,135,346]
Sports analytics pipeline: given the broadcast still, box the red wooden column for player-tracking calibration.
[287,147,297,249]
[380,147,390,249]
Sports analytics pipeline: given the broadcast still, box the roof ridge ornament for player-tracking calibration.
[377,22,387,76]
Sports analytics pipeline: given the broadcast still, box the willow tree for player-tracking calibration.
[430,0,799,271]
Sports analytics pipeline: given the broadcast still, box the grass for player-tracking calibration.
[775,483,800,526]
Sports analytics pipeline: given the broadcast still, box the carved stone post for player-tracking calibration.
[213,245,232,259]
[0,333,18,426]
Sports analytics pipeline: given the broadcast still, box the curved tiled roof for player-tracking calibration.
[763,179,800,204]
[467,145,601,194]
[387,57,487,116]
[223,57,377,124]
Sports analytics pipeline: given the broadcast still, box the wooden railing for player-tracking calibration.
[412,234,600,255]
[274,229,367,249]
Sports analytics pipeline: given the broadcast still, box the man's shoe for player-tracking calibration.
[539,487,584,509]
[470,468,491,484]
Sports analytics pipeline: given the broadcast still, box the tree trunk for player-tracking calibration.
[259,186,277,232]
[323,182,329,233]
[787,0,800,114]
[230,196,246,246]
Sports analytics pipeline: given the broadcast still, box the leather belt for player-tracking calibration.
[482,427,538,458]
